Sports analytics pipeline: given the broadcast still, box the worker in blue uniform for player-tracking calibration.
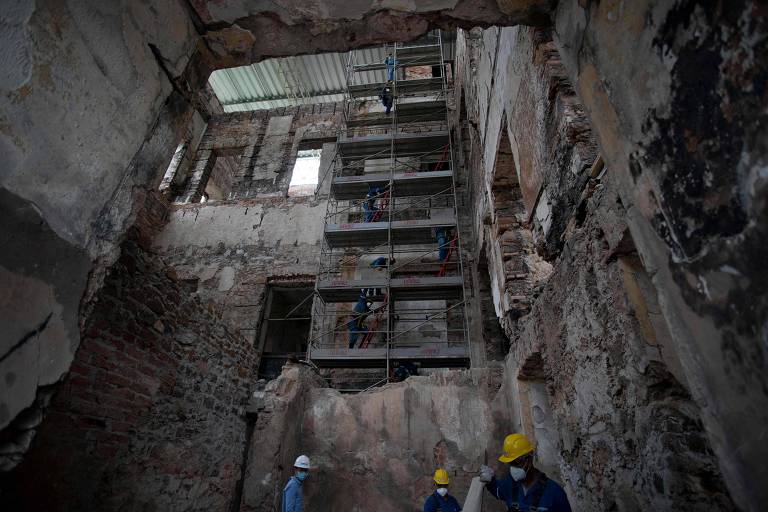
[384,52,398,81]
[380,81,394,115]
[393,361,418,382]
[366,183,388,209]
[370,256,395,271]
[479,433,571,512]
[364,183,390,222]
[282,455,310,512]
[423,468,461,512]
[436,228,450,261]
[362,200,378,222]
[347,293,371,348]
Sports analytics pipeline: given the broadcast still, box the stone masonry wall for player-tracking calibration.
[179,103,341,202]
[550,3,768,507]
[452,23,736,511]
[501,172,734,510]
[455,27,598,265]
[3,231,258,511]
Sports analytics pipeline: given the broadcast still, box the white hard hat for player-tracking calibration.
[294,455,310,469]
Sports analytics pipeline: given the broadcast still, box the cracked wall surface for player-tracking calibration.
[239,364,508,512]
[552,1,768,509]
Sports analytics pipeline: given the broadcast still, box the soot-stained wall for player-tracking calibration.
[453,23,736,511]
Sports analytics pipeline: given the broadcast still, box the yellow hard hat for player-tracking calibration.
[498,433,534,463]
[433,468,450,485]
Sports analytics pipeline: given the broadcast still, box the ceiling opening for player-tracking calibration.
[207,37,455,112]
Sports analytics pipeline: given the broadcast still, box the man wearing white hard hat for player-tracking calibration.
[283,454,311,512]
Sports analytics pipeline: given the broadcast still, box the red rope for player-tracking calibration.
[371,189,390,222]
[360,294,389,348]
[437,236,458,277]
[433,144,449,172]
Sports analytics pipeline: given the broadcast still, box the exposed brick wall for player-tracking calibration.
[5,236,258,511]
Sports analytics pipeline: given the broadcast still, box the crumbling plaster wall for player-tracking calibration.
[502,172,734,510]
[450,4,767,509]
[154,196,327,346]
[452,23,735,510]
[454,26,592,339]
[154,106,339,345]
[240,364,509,512]
[550,2,768,509]
[0,0,203,460]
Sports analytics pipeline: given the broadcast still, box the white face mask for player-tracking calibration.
[509,465,527,481]
[436,487,448,497]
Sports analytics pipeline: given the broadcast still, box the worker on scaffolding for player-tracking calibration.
[380,81,394,115]
[370,256,395,272]
[366,182,390,210]
[362,200,378,223]
[363,255,394,297]
[423,468,462,512]
[282,455,310,512]
[479,434,571,511]
[363,183,389,223]
[435,227,452,262]
[384,52,398,82]
[392,361,418,382]
[347,293,372,349]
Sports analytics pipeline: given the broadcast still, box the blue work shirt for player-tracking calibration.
[282,476,303,512]
[423,491,462,512]
[370,256,388,269]
[485,473,571,512]
[367,185,384,198]
[348,295,370,330]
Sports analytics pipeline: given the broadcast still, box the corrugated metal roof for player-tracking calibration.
[208,40,455,112]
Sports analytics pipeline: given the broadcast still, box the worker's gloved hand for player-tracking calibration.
[479,465,494,482]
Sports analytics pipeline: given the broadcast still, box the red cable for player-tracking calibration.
[437,236,458,277]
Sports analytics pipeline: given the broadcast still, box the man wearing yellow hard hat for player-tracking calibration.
[479,433,571,511]
[423,468,462,512]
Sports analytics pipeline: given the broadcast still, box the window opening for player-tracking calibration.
[288,148,322,197]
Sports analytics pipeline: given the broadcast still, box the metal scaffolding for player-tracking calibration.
[307,31,470,378]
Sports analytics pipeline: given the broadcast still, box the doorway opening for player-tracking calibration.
[257,284,315,379]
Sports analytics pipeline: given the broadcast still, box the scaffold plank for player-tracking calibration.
[324,218,455,247]
[308,345,470,368]
[337,131,449,160]
[316,275,463,302]
[348,77,444,99]
[331,170,453,199]
[346,100,447,127]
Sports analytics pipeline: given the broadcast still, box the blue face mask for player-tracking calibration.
[296,471,309,482]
